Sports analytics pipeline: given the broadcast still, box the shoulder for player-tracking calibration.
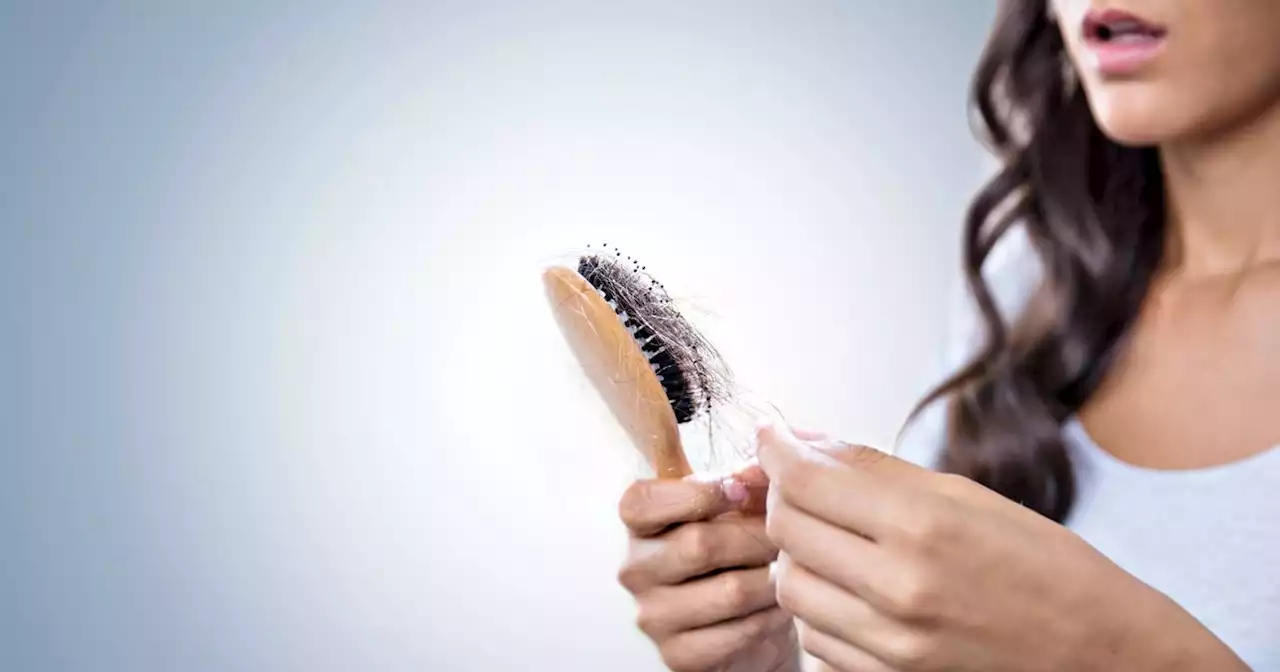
[893,225,1042,469]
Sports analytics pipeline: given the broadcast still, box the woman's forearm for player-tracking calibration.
[1159,621,1251,671]
[1118,594,1251,672]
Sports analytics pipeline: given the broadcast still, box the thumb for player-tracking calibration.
[619,474,741,536]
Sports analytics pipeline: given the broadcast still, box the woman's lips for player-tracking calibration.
[1080,8,1167,77]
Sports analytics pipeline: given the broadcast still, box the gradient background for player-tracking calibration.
[2,2,996,670]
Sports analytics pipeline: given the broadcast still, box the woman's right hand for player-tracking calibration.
[617,462,799,672]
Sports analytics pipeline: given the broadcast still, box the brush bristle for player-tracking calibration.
[576,246,730,424]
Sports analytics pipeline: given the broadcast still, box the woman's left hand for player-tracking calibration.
[754,421,1249,672]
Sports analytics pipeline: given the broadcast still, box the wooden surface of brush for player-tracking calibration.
[542,265,693,479]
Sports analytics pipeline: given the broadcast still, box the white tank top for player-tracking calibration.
[895,228,1280,670]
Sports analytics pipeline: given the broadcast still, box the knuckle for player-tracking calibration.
[617,481,650,527]
[905,512,940,546]
[880,630,939,669]
[900,507,955,551]
[634,602,662,639]
[740,608,779,640]
[677,524,716,571]
[717,571,752,613]
[884,567,940,620]
[616,560,643,594]
[933,471,974,499]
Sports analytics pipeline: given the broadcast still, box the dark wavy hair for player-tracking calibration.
[912,0,1167,523]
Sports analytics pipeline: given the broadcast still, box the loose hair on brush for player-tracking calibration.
[577,244,735,425]
[909,0,1166,522]
[569,244,785,471]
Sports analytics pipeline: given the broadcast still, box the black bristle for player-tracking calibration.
[575,248,731,424]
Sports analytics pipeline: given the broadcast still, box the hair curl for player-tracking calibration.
[912,0,1167,522]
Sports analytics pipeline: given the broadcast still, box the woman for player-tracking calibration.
[616,0,1280,670]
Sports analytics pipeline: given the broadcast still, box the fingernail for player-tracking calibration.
[790,426,829,441]
[722,477,749,503]
[812,438,855,454]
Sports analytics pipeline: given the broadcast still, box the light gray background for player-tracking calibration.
[2,2,996,670]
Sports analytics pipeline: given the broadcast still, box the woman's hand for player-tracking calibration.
[617,465,800,672]
[754,421,1250,672]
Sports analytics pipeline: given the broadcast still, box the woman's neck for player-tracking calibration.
[1159,99,1280,279]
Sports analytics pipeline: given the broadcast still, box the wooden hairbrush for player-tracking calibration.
[543,248,730,479]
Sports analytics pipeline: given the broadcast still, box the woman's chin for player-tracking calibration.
[1093,115,1175,148]
[1085,91,1189,147]
[1098,128,1164,148]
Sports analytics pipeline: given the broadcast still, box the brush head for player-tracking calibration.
[576,254,707,422]
[543,248,732,478]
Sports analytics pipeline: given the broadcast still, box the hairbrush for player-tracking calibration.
[542,245,733,479]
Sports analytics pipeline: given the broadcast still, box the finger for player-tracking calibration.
[620,516,776,592]
[797,621,900,672]
[776,554,923,667]
[808,440,1000,548]
[755,421,909,541]
[724,461,770,516]
[810,439,930,479]
[760,420,924,482]
[638,566,777,637]
[620,476,744,537]
[658,607,793,672]
[764,494,894,602]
